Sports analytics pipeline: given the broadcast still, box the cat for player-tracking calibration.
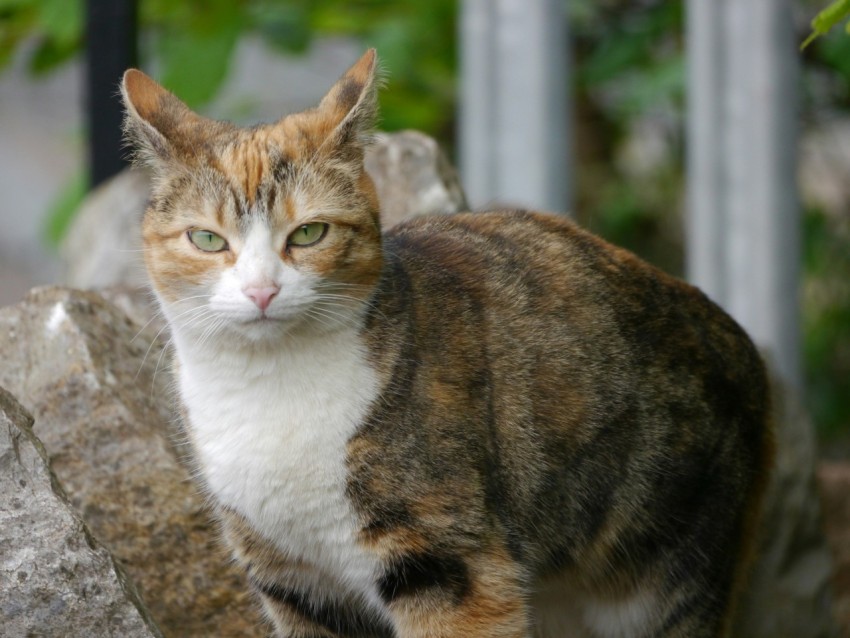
[121,49,773,638]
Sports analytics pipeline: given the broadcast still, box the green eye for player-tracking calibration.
[188,229,227,252]
[288,222,328,247]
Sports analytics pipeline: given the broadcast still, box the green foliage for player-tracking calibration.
[145,0,247,107]
[0,0,456,137]
[803,208,850,436]
[0,0,82,72]
[802,0,850,50]
[571,0,684,116]
[3,0,457,254]
[569,0,685,277]
[809,27,850,88]
[306,0,456,137]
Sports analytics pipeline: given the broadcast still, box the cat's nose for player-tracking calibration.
[243,285,280,312]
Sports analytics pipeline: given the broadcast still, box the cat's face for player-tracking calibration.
[122,51,382,344]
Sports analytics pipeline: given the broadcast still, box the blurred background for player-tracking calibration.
[0,0,848,450]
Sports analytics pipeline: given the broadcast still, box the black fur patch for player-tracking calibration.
[270,155,293,184]
[378,551,470,604]
[254,580,394,638]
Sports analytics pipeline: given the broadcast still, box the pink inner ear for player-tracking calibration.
[123,69,169,122]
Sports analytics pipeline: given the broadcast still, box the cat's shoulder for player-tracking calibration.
[385,209,578,241]
[383,209,586,263]
[382,209,665,285]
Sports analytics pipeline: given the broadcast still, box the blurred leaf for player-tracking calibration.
[566,0,597,25]
[28,34,78,73]
[802,0,850,49]
[0,0,38,9]
[0,3,37,68]
[620,55,685,115]
[140,0,195,25]
[802,206,850,437]
[814,29,850,80]
[581,35,647,86]
[156,2,245,108]
[251,2,312,54]
[37,0,82,44]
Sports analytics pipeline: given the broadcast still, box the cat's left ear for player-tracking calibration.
[121,68,207,171]
[315,48,380,152]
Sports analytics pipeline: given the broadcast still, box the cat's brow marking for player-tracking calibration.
[222,135,273,208]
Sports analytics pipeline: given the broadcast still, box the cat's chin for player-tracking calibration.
[227,316,300,342]
[227,313,349,343]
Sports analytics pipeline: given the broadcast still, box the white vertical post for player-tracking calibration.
[686,1,726,304]
[460,0,495,209]
[686,0,801,391]
[460,0,571,214]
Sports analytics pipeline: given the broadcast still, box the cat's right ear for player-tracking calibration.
[121,69,199,170]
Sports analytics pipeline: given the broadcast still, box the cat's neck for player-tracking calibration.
[171,315,380,466]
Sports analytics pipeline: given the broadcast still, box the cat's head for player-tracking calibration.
[122,50,382,346]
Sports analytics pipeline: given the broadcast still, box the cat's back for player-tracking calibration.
[377,208,768,443]
[363,209,771,586]
[379,208,761,380]
[383,208,701,318]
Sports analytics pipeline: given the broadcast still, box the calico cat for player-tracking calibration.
[122,50,772,637]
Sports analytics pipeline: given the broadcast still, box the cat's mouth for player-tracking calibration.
[228,314,297,342]
[238,309,307,330]
[244,314,284,324]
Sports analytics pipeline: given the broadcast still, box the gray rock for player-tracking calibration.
[0,385,162,638]
[62,168,151,290]
[366,130,468,227]
[0,287,266,637]
[61,131,468,290]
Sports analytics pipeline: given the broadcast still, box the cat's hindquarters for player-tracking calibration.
[531,572,727,638]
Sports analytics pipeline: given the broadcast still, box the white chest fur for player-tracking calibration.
[174,328,383,603]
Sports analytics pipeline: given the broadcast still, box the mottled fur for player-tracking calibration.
[123,50,773,637]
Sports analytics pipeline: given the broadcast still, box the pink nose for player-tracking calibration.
[243,285,280,312]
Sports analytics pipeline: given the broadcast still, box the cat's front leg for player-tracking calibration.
[254,586,339,638]
[253,580,382,638]
[378,546,533,638]
[220,508,391,638]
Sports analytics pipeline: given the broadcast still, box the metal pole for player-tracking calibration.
[685,0,726,305]
[685,0,800,391]
[460,0,496,208]
[86,0,138,188]
[744,0,801,392]
[460,0,571,214]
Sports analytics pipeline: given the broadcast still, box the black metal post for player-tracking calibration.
[85,0,138,188]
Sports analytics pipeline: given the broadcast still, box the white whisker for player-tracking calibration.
[150,335,175,397]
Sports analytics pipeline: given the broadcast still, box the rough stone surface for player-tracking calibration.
[365,130,469,226]
[0,385,161,638]
[61,132,468,290]
[0,287,266,637]
[734,375,838,637]
[62,167,151,290]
